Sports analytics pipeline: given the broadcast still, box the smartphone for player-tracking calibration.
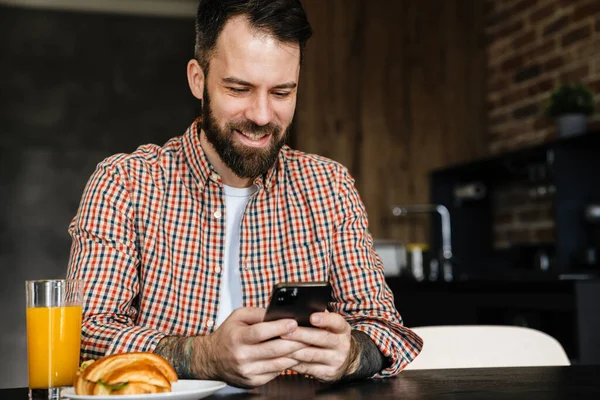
[263,281,331,327]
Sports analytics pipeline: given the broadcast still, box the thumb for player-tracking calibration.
[310,312,349,334]
[228,307,267,325]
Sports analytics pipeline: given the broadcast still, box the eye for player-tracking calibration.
[228,87,248,94]
[273,91,292,99]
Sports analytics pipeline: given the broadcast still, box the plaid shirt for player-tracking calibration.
[67,120,422,377]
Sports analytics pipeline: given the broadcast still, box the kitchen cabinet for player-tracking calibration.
[429,131,600,281]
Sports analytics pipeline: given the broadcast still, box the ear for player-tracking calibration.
[187,59,205,101]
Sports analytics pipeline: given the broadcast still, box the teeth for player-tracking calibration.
[240,131,267,141]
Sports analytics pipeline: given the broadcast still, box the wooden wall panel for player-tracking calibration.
[294,0,487,243]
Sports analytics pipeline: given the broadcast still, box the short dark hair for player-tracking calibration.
[194,0,313,74]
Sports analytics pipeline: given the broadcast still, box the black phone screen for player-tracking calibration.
[263,282,331,327]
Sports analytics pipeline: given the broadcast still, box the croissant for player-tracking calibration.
[74,352,178,395]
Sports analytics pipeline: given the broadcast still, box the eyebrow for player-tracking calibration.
[221,77,297,90]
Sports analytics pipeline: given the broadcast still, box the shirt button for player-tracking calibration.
[213,210,222,219]
[244,264,250,271]
[214,267,221,274]
[206,319,214,328]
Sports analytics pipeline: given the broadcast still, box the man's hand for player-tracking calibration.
[282,312,359,382]
[195,308,308,388]
[156,308,308,388]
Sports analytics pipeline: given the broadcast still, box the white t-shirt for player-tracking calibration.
[215,184,257,327]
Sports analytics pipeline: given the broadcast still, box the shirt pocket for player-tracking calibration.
[277,238,331,283]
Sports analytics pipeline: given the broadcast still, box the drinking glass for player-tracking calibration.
[25,279,83,400]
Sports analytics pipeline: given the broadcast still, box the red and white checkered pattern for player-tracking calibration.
[67,119,422,377]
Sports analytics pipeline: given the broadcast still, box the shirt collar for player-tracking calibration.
[182,118,281,194]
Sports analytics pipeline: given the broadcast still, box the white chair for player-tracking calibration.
[404,325,570,370]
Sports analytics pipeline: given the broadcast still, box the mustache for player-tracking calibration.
[227,120,281,136]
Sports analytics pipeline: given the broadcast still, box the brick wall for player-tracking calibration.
[486,0,600,248]
[486,0,600,154]
[492,180,556,248]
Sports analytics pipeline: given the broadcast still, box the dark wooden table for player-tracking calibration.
[3,366,600,399]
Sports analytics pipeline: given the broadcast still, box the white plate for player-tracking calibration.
[61,380,227,400]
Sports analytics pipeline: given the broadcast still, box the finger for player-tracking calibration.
[246,356,301,376]
[246,338,308,360]
[288,347,339,366]
[290,363,338,382]
[244,319,298,344]
[281,326,339,349]
[309,312,349,334]
[229,307,268,325]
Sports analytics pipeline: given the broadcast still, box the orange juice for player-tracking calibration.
[26,305,82,388]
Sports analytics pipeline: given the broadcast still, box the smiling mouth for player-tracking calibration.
[234,129,272,147]
[235,129,269,141]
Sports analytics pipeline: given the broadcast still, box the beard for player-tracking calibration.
[201,87,289,179]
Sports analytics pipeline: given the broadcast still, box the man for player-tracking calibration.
[67,0,422,388]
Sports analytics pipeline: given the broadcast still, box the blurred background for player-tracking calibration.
[1,0,600,388]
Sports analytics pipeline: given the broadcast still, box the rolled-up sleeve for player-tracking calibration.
[67,159,166,359]
[329,166,423,377]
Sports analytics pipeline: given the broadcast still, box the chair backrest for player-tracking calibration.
[404,325,570,370]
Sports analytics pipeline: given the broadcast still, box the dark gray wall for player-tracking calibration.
[0,6,197,388]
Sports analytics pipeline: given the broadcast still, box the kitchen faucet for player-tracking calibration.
[391,204,453,281]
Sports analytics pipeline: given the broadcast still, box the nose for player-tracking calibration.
[244,93,274,127]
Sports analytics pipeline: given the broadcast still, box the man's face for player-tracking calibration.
[202,16,300,179]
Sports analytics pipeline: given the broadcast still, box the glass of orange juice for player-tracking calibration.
[25,279,83,400]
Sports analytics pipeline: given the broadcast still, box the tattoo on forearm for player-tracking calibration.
[347,330,387,380]
[154,336,196,379]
